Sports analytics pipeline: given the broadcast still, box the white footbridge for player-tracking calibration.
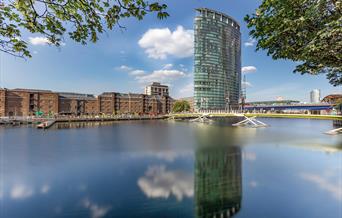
[188,113,269,128]
[232,116,268,128]
[325,127,342,135]
[189,113,214,123]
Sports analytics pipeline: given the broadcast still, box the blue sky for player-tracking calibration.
[0,0,340,102]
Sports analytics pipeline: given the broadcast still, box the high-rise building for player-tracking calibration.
[144,82,169,97]
[194,8,241,111]
[310,89,321,103]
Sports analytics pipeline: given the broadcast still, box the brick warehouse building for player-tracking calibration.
[0,86,173,117]
[98,92,172,115]
[58,92,98,115]
[0,88,59,116]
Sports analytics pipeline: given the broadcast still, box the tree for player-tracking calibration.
[0,0,168,58]
[335,98,342,113]
[172,100,191,113]
[245,0,342,86]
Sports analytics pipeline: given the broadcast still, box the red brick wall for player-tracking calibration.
[38,93,59,115]
[0,89,6,117]
[85,99,99,115]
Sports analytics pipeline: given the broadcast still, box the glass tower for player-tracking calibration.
[194,8,241,111]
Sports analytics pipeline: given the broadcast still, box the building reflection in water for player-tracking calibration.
[195,146,242,218]
[194,125,242,218]
[53,121,119,129]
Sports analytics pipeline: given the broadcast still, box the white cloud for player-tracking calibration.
[82,198,111,218]
[10,185,34,199]
[116,65,146,76]
[138,26,194,59]
[117,65,132,71]
[300,173,342,201]
[163,64,173,70]
[138,165,193,201]
[129,70,145,76]
[135,69,186,84]
[242,81,253,87]
[29,36,65,46]
[29,37,51,45]
[244,38,256,47]
[242,66,257,74]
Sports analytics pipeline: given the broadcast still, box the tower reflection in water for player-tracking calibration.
[195,125,242,218]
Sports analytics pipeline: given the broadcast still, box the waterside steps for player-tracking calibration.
[325,127,342,135]
[37,120,56,129]
[190,113,214,123]
[232,116,268,128]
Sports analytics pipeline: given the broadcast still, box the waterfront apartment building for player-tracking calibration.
[194,8,241,111]
[144,82,169,96]
[310,89,321,103]
[98,92,172,115]
[0,88,59,116]
[58,92,98,115]
[0,88,173,117]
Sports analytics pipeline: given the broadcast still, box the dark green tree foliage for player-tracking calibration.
[172,100,191,113]
[245,0,342,86]
[335,98,342,112]
[0,0,169,58]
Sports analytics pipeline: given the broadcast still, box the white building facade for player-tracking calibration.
[310,89,321,103]
[144,82,169,97]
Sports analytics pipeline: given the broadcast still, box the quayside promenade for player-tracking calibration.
[0,114,167,126]
[2,112,341,127]
[170,112,342,121]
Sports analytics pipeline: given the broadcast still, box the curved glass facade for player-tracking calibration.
[194,8,241,111]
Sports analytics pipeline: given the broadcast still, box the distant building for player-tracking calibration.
[310,89,321,103]
[194,8,241,111]
[321,94,342,104]
[144,82,169,97]
[246,100,300,106]
[276,96,284,101]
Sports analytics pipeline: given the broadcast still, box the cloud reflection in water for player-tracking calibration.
[82,198,112,218]
[138,165,193,201]
[300,171,342,201]
[10,184,34,200]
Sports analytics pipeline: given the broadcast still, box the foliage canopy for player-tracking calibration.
[172,100,191,113]
[0,0,169,58]
[245,0,342,86]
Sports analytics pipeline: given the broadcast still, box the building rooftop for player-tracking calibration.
[58,92,96,100]
[12,88,53,93]
[148,82,169,88]
[246,100,300,105]
[196,8,240,27]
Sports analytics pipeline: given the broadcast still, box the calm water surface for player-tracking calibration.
[0,118,341,218]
